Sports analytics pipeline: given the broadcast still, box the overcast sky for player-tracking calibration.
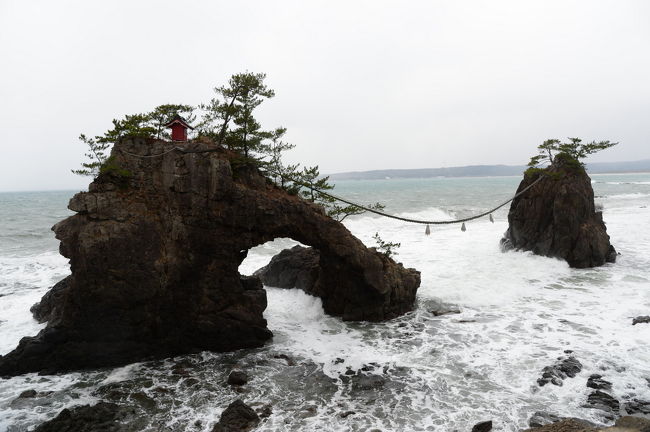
[1,0,649,191]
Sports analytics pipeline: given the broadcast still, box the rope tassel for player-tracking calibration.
[489,214,494,223]
[425,224,431,235]
[461,222,466,232]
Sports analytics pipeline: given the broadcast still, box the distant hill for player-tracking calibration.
[328,160,650,180]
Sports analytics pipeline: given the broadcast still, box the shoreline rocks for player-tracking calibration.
[537,355,583,387]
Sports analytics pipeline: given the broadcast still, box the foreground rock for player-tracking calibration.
[0,138,420,376]
[524,416,650,432]
[501,159,616,268]
[212,399,260,432]
[523,418,598,432]
[584,390,620,420]
[34,402,135,432]
[471,420,492,432]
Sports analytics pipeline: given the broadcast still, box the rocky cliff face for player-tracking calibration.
[501,161,616,268]
[0,138,420,376]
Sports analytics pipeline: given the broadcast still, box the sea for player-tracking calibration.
[0,173,649,431]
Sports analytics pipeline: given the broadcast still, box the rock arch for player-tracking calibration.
[0,138,419,376]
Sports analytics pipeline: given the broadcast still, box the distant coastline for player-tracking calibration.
[328,159,650,181]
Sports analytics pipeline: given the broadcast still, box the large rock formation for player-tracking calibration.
[501,159,617,268]
[0,138,420,376]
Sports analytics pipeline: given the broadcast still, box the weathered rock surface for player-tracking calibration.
[587,375,613,391]
[254,245,320,294]
[34,402,135,432]
[30,276,70,323]
[522,418,598,432]
[624,399,650,416]
[502,162,617,268]
[227,370,249,386]
[538,355,583,387]
[584,390,620,420]
[212,399,260,432]
[0,138,420,376]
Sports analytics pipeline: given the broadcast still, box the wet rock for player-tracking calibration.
[273,354,295,366]
[428,300,461,317]
[584,390,620,419]
[30,276,70,323]
[528,411,562,428]
[624,398,650,415]
[340,410,356,418]
[471,420,492,432]
[537,356,583,387]
[257,404,272,418]
[212,399,260,432]
[632,316,650,325]
[227,370,249,386]
[34,402,134,432]
[254,245,320,295]
[614,416,650,432]
[0,138,420,376]
[351,374,386,391]
[18,389,37,398]
[239,275,263,292]
[130,392,156,410]
[502,160,616,268]
[587,374,613,391]
[521,418,598,432]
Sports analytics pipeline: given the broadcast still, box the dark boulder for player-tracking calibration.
[624,398,650,415]
[0,138,420,376]
[502,161,616,268]
[633,316,650,325]
[227,370,249,386]
[34,402,134,432]
[212,399,260,432]
[351,374,386,391]
[254,245,320,294]
[471,420,492,432]
[537,356,582,387]
[586,374,612,391]
[18,389,37,398]
[584,390,620,420]
[521,418,598,432]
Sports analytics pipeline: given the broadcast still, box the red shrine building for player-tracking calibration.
[164,114,193,141]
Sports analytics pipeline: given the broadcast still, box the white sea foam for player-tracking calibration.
[1,182,650,431]
[0,252,69,355]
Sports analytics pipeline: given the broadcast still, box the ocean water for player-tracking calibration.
[0,174,649,431]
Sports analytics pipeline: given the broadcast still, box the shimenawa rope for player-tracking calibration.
[117,145,544,228]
